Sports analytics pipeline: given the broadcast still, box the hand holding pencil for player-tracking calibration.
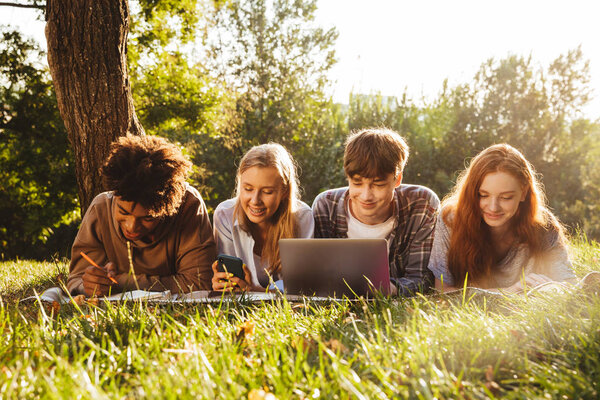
[80,251,119,297]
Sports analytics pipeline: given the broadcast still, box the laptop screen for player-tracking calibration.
[279,238,390,297]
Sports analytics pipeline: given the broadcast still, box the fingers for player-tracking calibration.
[229,276,249,289]
[506,280,525,293]
[525,274,544,287]
[105,262,118,278]
[213,271,231,281]
[506,273,556,294]
[212,261,239,291]
[82,276,111,297]
[82,265,116,297]
[212,276,240,291]
[522,273,554,289]
[213,277,250,292]
[211,260,219,274]
[83,282,111,297]
[241,264,255,291]
[242,263,251,282]
[530,273,553,283]
[524,277,541,288]
[211,267,235,290]
[211,261,254,292]
[83,266,114,286]
[212,280,239,291]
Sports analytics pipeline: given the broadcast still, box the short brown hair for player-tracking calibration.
[343,128,409,178]
[101,134,192,218]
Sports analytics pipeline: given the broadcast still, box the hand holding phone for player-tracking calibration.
[211,254,259,292]
[216,254,245,279]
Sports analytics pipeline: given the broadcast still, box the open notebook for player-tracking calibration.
[25,287,174,304]
[25,287,332,304]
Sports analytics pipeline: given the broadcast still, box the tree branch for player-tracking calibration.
[0,1,45,9]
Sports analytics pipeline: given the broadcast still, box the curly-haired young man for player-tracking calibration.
[67,134,216,296]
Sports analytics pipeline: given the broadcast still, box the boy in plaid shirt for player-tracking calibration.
[312,128,439,296]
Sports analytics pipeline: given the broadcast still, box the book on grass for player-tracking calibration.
[25,287,172,304]
[28,287,335,304]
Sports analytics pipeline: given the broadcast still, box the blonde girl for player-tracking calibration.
[211,143,314,291]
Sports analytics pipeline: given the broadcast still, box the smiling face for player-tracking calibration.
[347,173,402,225]
[114,197,161,242]
[239,166,286,230]
[478,171,527,232]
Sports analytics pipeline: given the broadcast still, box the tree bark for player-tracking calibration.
[45,0,144,214]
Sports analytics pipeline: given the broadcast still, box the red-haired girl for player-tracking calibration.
[428,144,576,292]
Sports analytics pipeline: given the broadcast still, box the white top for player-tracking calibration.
[252,252,271,287]
[427,210,576,287]
[213,198,315,288]
[346,200,396,241]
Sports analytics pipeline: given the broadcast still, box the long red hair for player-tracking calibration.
[443,144,564,287]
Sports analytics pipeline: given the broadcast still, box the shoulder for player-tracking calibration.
[75,192,114,242]
[312,187,347,208]
[215,198,237,214]
[294,199,312,212]
[397,184,440,207]
[294,200,315,235]
[540,224,565,250]
[396,184,440,219]
[181,185,203,206]
[439,204,454,222]
[214,198,237,225]
[536,209,567,249]
[85,192,113,219]
[312,188,348,224]
[294,200,313,219]
[433,206,453,240]
[89,191,112,207]
[313,187,348,202]
[176,185,209,216]
[176,185,203,210]
[436,205,451,226]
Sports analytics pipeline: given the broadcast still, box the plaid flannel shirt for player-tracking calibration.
[312,185,440,296]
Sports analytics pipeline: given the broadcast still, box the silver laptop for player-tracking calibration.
[279,238,391,298]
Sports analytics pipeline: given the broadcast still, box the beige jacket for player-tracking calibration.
[67,186,216,294]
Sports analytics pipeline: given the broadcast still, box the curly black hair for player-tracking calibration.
[101,135,192,218]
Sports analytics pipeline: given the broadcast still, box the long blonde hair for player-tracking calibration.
[234,143,301,274]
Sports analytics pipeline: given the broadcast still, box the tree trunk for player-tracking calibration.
[45,0,144,214]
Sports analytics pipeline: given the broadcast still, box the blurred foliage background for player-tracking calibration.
[1,0,599,260]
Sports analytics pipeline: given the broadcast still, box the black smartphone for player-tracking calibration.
[217,254,245,280]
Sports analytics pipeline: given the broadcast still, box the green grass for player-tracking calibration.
[1,239,600,399]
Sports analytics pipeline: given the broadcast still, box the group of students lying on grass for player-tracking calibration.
[67,128,575,298]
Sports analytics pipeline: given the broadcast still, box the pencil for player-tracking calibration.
[80,251,118,284]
